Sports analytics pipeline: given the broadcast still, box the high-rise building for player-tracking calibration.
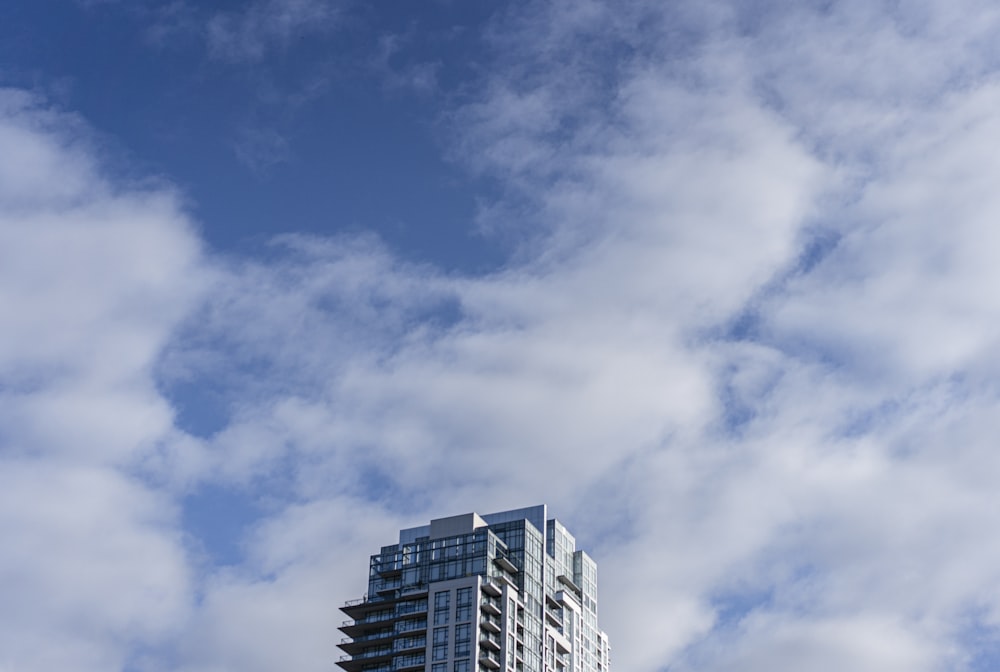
[337,505,611,672]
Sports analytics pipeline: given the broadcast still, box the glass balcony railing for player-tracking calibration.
[480,596,502,614]
[394,618,426,634]
[341,629,393,645]
[480,614,502,632]
[391,653,425,670]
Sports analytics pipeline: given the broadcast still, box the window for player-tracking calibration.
[432,664,446,672]
[434,627,449,645]
[432,644,448,661]
[434,590,450,625]
[454,660,470,672]
[455,623,471,657]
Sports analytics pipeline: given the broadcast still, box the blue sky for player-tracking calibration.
[4,1,1000,671]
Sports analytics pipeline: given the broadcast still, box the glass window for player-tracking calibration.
[432,644,448,661]
[434,590,450,625]
[454,660,470,672]
[456,587,473,606]
[432,664,446,672]
[433,627,449,645]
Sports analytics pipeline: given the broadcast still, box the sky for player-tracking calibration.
[3,0,1000,670]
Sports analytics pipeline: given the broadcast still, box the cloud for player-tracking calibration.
[205,0,345,63]
[157,2,1000,670]
[170,498,405,672]
[765,80,1000,383]
[0,88,203,671]
[232,123,292,173]
[0,461,191,672]
[370,33,440,95]
[8,1,1000,671]
[130,0,346,64]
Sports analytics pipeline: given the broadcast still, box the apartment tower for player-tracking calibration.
[337,505,611,672]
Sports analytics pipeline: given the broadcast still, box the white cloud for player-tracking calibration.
[766,80,1000,384]
[689,613,941,672]
[158,2,1000,670]
[8,1,1000,670]
[0,92,205,464]
[0,89,203,670]
[0,461,191,672]
[170,498,409,672]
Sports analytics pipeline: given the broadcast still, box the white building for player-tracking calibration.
[337,505,611,672]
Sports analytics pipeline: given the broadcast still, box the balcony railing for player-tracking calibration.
[480,596,502,616]
[340,630,393,645]
[339,646,391,661]
[391,653,426,670]
[480,632,501,651]
[481,576,503,597]
[479,650,501,669]
[394,618,427,635]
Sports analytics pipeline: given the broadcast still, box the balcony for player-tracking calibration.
[339,598,424,637]
[342,596,391,619]
[480,632,501,651]
[556,575,582,597]
[479,651,501,669]
[371,551,404,578]
[550,628,572,655]
[394,618,428,635]
[338,630,394,654]
[336,646,393,672]
[480,614,502,634]
[374,578,403,595]
[481,577,503,597]
[494,556,519,575]
[391,654,425,671]
[480,596,502,617]
[340,610,396,637]
[554,589,580,609]
[392,636,426,653]
[394,600,428,617]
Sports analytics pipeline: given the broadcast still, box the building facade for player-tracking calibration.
[337,505,611,672]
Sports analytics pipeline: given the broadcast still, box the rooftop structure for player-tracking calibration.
[337,505,611,672]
